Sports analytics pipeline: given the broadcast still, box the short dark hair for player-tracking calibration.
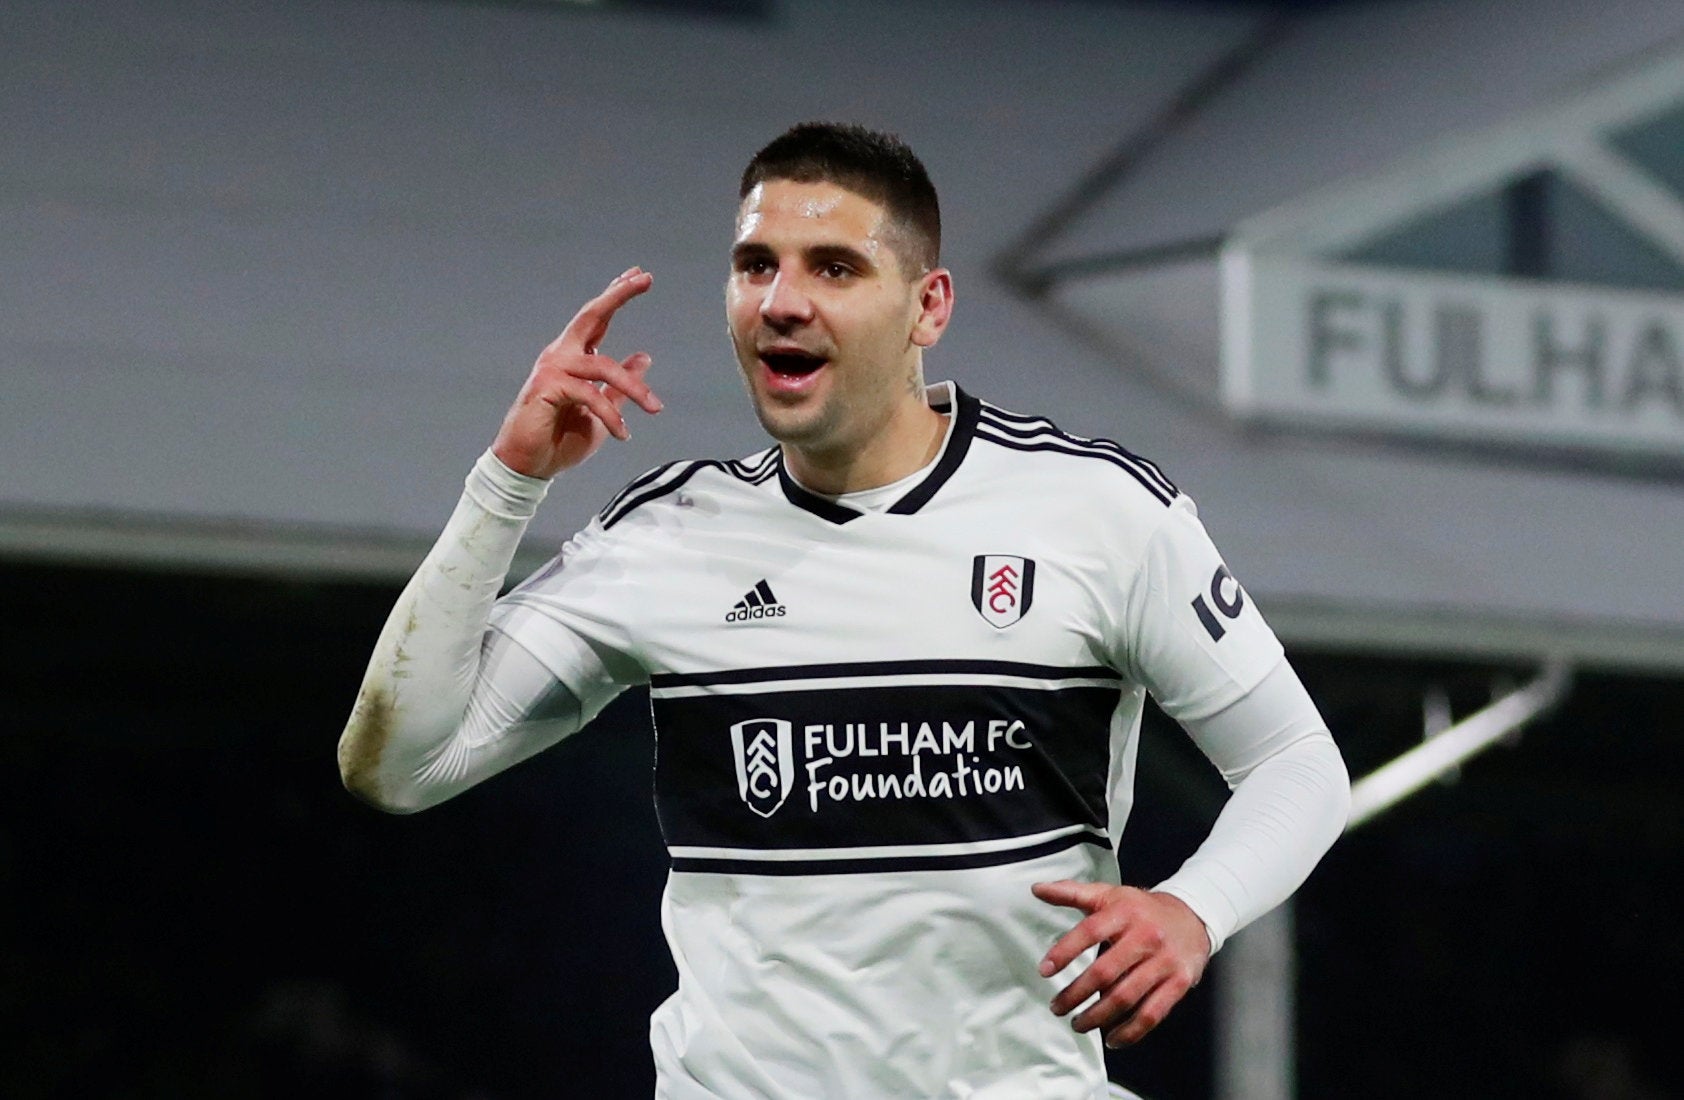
[739,121,941,276]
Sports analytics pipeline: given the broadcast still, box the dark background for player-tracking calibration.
[2,560,1679,1098]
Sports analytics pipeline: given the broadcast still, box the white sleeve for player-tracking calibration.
[337,450,624,813]
[1150,659,1352,955]
[1114,496,1349,954]
[1118,498,1284,722]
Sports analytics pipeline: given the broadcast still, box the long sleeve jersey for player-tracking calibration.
[341,382,1351,1100]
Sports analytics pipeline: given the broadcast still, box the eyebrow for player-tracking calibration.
[730,242,773,266]
[730,241,878,272]
[807,243,876,272]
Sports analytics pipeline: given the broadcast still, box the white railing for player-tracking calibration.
[1346,656,1573,830]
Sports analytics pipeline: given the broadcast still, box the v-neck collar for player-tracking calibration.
[774,382,980,525]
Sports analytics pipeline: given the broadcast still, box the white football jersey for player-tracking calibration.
[489,382,1284,1099]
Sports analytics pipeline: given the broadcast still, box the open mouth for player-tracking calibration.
[760,349,829,378]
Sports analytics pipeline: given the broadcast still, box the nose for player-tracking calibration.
[759,270,814,329]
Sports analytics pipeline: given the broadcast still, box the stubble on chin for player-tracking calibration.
[751,396,833,448]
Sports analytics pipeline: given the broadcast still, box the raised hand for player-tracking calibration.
[1032,881,1211,1048]
[492,267,663,479]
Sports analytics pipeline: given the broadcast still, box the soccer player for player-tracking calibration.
[339,122,1351,1099]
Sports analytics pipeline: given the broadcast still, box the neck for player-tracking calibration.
[784,397,946,496]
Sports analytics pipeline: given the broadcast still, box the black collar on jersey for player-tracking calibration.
[774,385,981,524]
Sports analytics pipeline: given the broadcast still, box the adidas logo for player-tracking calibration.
[725,579,787,623]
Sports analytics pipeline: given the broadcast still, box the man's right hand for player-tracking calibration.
[491,267,663,479]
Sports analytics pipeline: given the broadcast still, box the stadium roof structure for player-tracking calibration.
[1010,6,1684,673]
[5,0,1684,675]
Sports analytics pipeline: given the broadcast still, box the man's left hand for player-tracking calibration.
[1031,882,1212,1048]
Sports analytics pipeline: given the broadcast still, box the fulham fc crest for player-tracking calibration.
[730,718,795,818]
[972,555,1036,629]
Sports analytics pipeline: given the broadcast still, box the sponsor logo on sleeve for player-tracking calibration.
[1191,564,1246,641]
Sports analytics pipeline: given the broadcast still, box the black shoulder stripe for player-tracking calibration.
[598,450,778,529]
[977,406,1177,497]
[729,448,780,482]
[598,460,687,521]
[1092,439,1175,497]
[976,406,1059,432]
[599,462,705,528]
[980,421,1178,499]
[975,425,1177,507]
[977,412,1178,502]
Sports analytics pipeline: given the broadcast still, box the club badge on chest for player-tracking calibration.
[971,555,1036,629]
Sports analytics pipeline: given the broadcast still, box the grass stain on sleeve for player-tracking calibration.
[339,681,395,810]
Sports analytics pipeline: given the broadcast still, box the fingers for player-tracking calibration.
[609,351,663,415]
[1033,881,1128,978]
[1102,981,1186,1048]
[1034,881,1205,1048]
[1073,964,1157,1034]
[541,368,633,441]
[1049,934,1149,1016]
[1049,936,1193,1048]
[536,268,662,425]
[560,266,654,356]
[492,269,661,478]
[534,353,646,438]
[584,353,659,441]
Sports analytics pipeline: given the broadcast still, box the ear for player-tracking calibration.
[910,268,954,349]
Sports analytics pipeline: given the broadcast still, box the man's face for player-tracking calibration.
[726,179,934,461]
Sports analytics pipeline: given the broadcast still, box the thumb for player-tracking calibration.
[1031,879,1115,913]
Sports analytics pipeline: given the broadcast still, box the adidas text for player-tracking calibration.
[726,579,785,623]
[726,604,787,623]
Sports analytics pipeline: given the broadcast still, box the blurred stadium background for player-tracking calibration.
[3,1,1682,1096]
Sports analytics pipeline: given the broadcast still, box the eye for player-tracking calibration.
[819,261,854,279]
[736,256,774,278]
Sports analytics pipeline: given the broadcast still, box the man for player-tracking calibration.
[339,122,1351,1099]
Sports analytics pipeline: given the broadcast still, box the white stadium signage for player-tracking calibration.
[1217,46,1684,461]
[1223,253,1684,455]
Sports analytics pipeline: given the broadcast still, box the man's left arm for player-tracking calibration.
[1036,499,1351,1048]
[1150,657,1350,955]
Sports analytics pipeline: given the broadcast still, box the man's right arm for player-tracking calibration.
[337,267,661,812]
[338,450,567,812]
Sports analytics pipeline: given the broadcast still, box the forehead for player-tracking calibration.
[734,179,890,247]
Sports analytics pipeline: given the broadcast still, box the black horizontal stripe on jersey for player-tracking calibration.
[975,424,1178,507]
[670,829,1112,877]
[978,406,1178,499]
[650,657,1120,691]
[599,450,778,529]
[651,679,1121,853]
